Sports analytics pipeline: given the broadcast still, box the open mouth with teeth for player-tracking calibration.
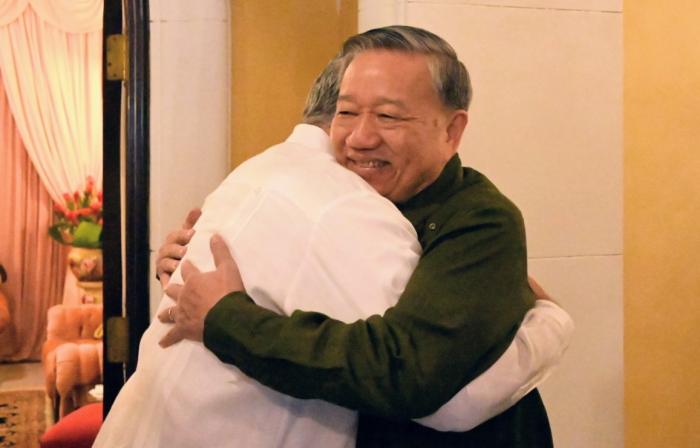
[349,159,389,170]
[346,158,393,191]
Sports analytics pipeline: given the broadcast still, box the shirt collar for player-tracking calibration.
[398,154,464,213]
[286,124,333,155]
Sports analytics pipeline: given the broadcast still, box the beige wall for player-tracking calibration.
[360,1,624,446]
[230,0,357,168]
[624,1,700,446]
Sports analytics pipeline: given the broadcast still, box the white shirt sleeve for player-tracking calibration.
[414,299,574,431]
[173,167,574,435]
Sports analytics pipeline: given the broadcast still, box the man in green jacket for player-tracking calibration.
[163,26,554,447]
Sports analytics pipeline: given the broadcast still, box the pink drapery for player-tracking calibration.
[0,0,102,360]
[0,0,103,204]
[0,74,66,361]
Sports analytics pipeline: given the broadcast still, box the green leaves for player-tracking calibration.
[71,221,103,248]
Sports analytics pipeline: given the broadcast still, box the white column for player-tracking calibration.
[148,0,231,316]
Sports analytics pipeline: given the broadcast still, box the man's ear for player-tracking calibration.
[445,110,469,151]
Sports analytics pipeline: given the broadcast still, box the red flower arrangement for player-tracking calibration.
[48,176,103,248]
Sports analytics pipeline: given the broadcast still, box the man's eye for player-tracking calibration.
[337,110,357,116]
[378,113,399,120]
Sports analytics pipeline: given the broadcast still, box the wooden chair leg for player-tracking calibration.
[52,391,60,422]
[59,390,77,419]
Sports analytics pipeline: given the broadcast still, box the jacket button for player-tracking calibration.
[428,222,437,231]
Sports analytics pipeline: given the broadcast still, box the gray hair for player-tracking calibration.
[338,25,472,111]
[302,26,472,125]
[302,57,342,126]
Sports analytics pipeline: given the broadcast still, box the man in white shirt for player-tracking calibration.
[95,57,572,448]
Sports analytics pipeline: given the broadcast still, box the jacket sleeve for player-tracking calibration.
[203,205,534,419]
[415,299,574,431]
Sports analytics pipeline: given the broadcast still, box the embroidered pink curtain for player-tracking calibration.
[0,75,67,361]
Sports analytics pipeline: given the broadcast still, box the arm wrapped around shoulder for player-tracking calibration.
[204,202,535,419]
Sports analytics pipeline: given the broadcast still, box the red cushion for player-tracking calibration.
[40,403,103,448]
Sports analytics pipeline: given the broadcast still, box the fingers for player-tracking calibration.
[155,209,199,290]
[210,234,234,268]
[156,255,181,276]
[184,208,202,230]
[156,235,190,284]
[157,306,174,323]
[165,228,195,246]
[165,283,182,300]
[528,276,554,302]
[158,272,171,289]
[159,327,183,348]
[181,260,201,281]
[157,307,182,346]
[210,234,244,292]
[159,241,188,259]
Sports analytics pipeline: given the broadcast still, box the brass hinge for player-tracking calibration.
[106,34,128,81]
[106,316,129,363]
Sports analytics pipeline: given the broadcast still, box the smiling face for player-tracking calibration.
[330,50,468,203]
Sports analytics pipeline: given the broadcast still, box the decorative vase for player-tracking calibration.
[67,247,103,304]
[77,281,103,304]
[67,247,103,282]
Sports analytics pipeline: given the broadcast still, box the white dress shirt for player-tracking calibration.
[94,124,573,447]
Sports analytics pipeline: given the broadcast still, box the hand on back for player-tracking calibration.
[156,208,201,288]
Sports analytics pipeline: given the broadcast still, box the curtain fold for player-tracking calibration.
[0,0,102,360]
[0,73,66,361]
[0,0,27,26]
[0,0,102,32]
[0,3,102,205]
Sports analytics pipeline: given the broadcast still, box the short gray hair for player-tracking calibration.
[338,25,472,111]
[302,26,471,125]
[302,57,342,126]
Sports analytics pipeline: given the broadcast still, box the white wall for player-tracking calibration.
[359,1,623,446]
[149,0,231,317]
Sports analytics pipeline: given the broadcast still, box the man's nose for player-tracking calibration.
[346,115,381,150]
